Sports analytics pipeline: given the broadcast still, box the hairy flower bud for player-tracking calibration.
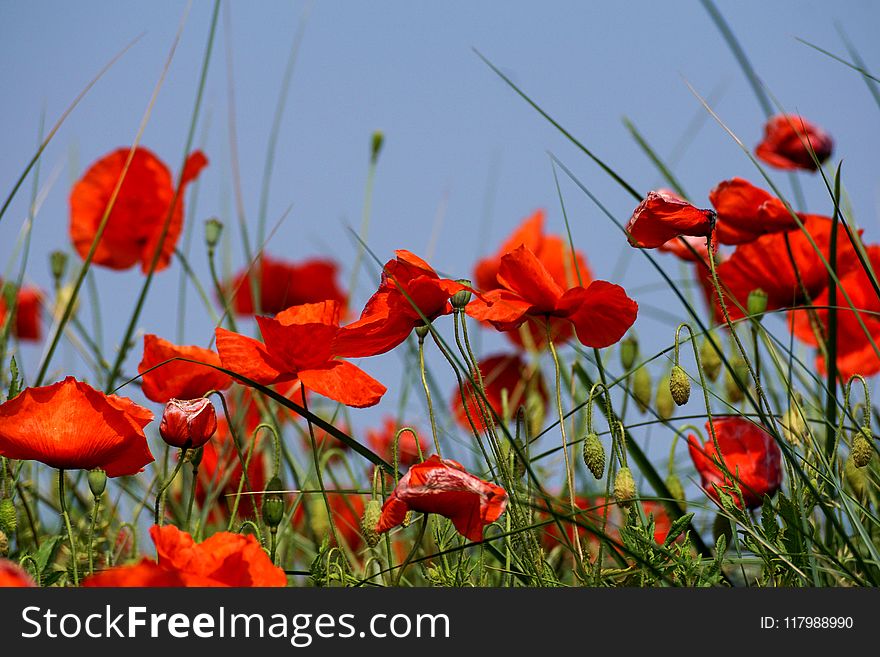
[262,476,285,529]
[633,367,652,414]
[0,498,16,536]
[852,429,874,469]
[656,375,675,420]
[665,472,686,511]
[87,469,107,497]
[0,530,7,557]
[620,335,638,371]
[49,250,69,283]
[725,357,748,403]
[747,288,768,318]
[362,499,382,548]
[844,456,870,501]
[700,336,722,382]
[582,432,606,479]
[781,399,808,446]
[159,397,218,449]
[669,365,690,406]
[614,466,636,509]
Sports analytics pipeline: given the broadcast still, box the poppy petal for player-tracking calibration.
[562,281,639,348]
[138,334,231,403]
[215,327,288,386]
[297,361,386,408]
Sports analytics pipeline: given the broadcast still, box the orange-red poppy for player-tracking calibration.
[0,560,35,587]
[688,417,783,509]
[474,210,594,348]
[626,190,716,249]
[225,255,347,316]
[367,417,430,466]
[450,352,547,432]
[69,147,207,273]
[376,455,508,541]
[0,376,154,477]
[755,114,833,171]
[82,524,286,587]
[159,398,218,449]
[791,245,880,379]
[138,334,232,403]
[709,178,797,245]
[334,250,469,358]
[467,245,638,349]
[0,283,43,342]
[215,300,385,408]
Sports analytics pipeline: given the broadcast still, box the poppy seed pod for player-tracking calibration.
[159,398,218,450]
[633,367,652,414]
[700,336,722,382]
[362,499,382,548]
[582,432,606,479]
[669,365,690,406]
[620,335,638,370]
[614,467,636,509]
[0,498,16,536]
[49,250,69,283]
[261,476,285,529]
[87,469,107,497]
[204,217,223,250]
[414,323,431,339]
[851,429,874,469]
[747,288,768,318]
[451,279,473,310]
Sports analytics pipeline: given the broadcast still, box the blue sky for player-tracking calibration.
[1,1,879,488]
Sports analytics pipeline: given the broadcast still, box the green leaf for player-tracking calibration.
[31,535,62,575]
[664,512,695,548]
[761,495,778,543]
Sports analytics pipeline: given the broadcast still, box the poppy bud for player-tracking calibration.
[0,530,7,557]
[666,472,686,511]
[0,497,16,536]
[49,250,69,283]
[747,288,768,319]
[415,323,431,340]
[371,130,384,164]
[262,476,285,529]
[620,335,638,371]
[582,432,605,479]
[700,336,722,382]
[844,456,870,501]
[633,367,651,414]
[159,398,218,449]
[204,217,223,250]
[669,365,690,406]
[613,466,636,509]
[362,499,382,548]
[525,389,546,439]
[656,375,675,420]
[451,279,473,310]
[87,469,107,497]
[725,357,748,403]
[851,429,874,469]
[781,400,808,446]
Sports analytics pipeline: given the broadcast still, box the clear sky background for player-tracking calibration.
[2,1,879,489]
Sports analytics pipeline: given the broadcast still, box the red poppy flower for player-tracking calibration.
[626,190,716,249]
[376,455,508,541]
[0,283,43,342]
[709,178,797,245]
[451,352,547,432]
[292,493,366,552]
[474,210,594,348]
[687,417,783,509]
[755,114,833,171]
[0,376,154,477]
[215,300,386,408]
[367,417,430,466]
[0,560,35,587]
[138,334,232,403]
[225,255,347,316]
[791,245,880,379]
[82,524,286,587]
[334,250,469,358]
[467,245,638,349]
[711,214,859,322]
[159,398,217,449]
[69,147,208,273]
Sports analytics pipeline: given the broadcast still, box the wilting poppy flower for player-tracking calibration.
[83,524,286,587]
[216,300,385,408]
[376,455,508,542]
[367,417,429,466]
[451,353,547,432]
[334,251,469,358]
[0,283,43,342]
[711,214,859,322]
[292,492,366,551]
[0,560,35,587]
[70,147,208,273]
[159,398,218,449]
[225,255,347,317]
[755,114,833,171]
[474,210,593,348]
[138,334,231,403]
[791,245,880,379]
[709,178,797,245]
[467,245,638,349]
[687,417,783,509]
[626,191,716,249]
[0,377,153,477]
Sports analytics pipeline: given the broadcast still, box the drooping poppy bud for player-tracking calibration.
[669,365,690,406]
[851,429,873,468]
[614,466,636,509]
[362,499,382,548]
[159,398,217,449]
[656,375,675,420]
[665,472,686,511]
[633,367,652,413]
[700,336,722,382]
[0,497,16,536]
[582,432,605,479]
[620,334,638,370]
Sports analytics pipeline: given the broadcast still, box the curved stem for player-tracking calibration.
[394,514,428,586]
[58,470,79,586]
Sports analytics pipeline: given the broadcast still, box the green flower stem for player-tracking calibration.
[301,387,340,549]
[154,450,188,526]
[87,494,100,576]
[58,470,79,586]
[418,334,442,457]
[184,457,200,534]
[394,513,428,586]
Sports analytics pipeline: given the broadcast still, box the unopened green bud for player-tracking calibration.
[852,429,874,468]
[262,476,285,529]
[415,323,431,340]
[656,375,675,420]
[87,469,107,497]
[747,288,768,318]
[371,130,385,164]
[582,432,606,479]
[362,499,382,548]
[525,389,545,439]
[204,217,224,249]
[0,498,16,536]
[451,279,472,310]
[669,365,690,406]
[725,357,748,403]
[700,336,722,382]
[620,335,638,371]
[781,398,808,446]
[633,367,652,414]
[844,456,870,501]
[49,250,69,283]
[613,467,636,509]
[666,472,686,510]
